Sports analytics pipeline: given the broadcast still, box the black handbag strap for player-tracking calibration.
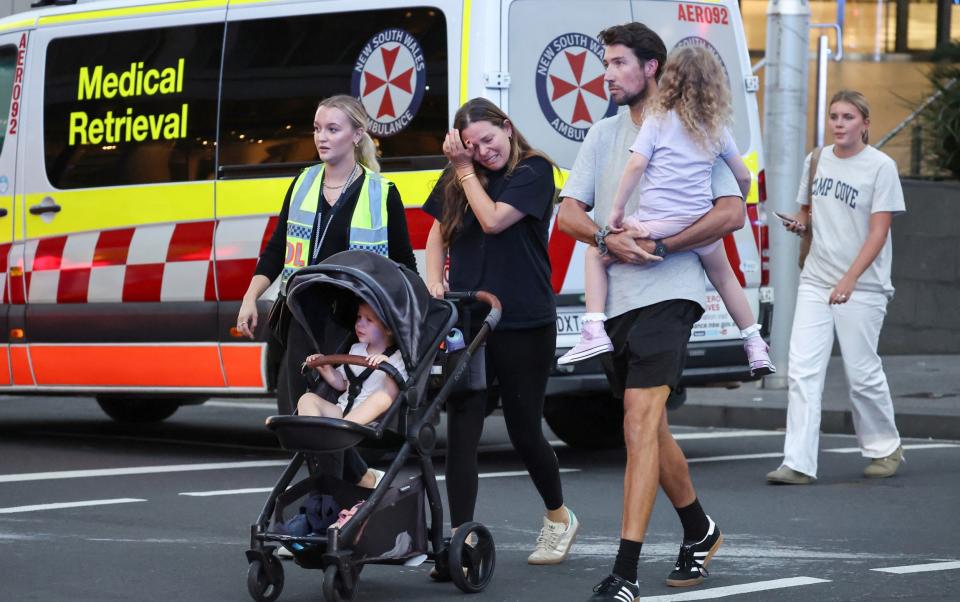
[342,345,399,415]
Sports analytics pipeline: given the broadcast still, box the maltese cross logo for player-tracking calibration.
[352,28,427,138]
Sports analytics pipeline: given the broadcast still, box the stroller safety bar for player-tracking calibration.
[303,354,407,391]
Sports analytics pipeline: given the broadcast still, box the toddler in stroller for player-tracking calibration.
[297,301,408,426]
[246,250,501,602]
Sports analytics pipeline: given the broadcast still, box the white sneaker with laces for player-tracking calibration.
[527,508,579,565]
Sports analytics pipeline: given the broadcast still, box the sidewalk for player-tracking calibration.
[674,355,960,441]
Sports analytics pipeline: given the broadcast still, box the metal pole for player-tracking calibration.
[762,0,811,389]
[814,35,830,147]
[894,0,908,53]
[936,0,952,52]
[910,124,922,177]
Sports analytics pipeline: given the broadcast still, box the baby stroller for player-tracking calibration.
[245,250,501,602]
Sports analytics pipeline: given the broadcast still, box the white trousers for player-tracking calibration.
[782,282,901,477]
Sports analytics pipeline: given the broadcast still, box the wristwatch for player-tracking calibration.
[594,226,611,256]
[653,239,668,258]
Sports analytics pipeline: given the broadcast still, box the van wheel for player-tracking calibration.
[95,396,183,423]
[543,394,624,449]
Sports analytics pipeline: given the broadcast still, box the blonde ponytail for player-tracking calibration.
[356,131,380,172]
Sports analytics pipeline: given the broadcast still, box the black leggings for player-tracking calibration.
[445,323,563,527]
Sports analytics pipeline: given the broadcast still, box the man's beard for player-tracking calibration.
[615,82,649,108]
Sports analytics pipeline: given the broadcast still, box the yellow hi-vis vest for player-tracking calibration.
[281,163,390,288]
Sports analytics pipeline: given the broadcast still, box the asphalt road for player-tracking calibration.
[2,395,959,601]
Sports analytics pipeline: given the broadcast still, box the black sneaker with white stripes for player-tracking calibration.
[588,574,639,601]
[666,515,723,587]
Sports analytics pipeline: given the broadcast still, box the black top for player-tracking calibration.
[256,169,418,281]
[423,156,556,330]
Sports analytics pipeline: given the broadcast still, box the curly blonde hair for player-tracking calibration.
[651,46,732,152]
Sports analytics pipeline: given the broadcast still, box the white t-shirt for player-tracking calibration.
[629,110,739,225]
[560,110,743,318]
[795,145,905,297]
[336,342,407,413]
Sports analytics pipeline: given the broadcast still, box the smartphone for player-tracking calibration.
[774,211,806,232]
[773,211,796,224]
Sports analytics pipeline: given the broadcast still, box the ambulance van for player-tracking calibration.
[0,0,770,447]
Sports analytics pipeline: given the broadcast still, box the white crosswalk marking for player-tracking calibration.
[0,460,289,483]
[177,468,583,496]
[672,431,783,441]
[871,561,960,574]
[639,577,831,600]
[826,443,960,454]
[0,498,146,514]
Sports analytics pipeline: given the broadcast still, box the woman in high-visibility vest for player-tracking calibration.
[423,98,577,570]
[237,94,416,486]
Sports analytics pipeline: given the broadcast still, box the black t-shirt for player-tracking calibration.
[256,170,418,281]
[423,156,556,330]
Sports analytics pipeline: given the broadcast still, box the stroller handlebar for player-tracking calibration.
[303,355,406,389]
[444,290,502,331]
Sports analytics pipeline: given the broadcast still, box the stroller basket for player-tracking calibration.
[262,473,427,567]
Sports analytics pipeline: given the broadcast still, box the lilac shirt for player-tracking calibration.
[629,110,738,225]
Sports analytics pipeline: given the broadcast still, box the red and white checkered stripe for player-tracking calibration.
[2,216,278,304]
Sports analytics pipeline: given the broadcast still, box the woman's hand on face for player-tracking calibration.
[829,275,856,304]
[237,299,258,340]
[427,281,446,300]
[442,129,475,176]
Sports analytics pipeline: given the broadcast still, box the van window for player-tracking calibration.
[43,24,223,189]
[632,0,752,152]
[0,45,18,154]
[219,7,448,174]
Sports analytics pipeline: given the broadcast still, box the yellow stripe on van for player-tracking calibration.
[460,0,471,104]
[37,0,227,25]
[216,170,445,219]
[216,178,289,219]
[743,151,759,205]
[22,183,214,239]
[0,17,37,32]
[388,170,443,208]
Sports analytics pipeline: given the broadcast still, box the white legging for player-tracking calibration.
[781,282,901,477]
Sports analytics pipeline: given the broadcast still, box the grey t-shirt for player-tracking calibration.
[560,110,743,318]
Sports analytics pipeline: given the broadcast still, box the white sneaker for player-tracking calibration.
[276,545,293,559]
[527,508,579,565]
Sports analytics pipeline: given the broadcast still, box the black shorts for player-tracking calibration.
[602,300,704,409]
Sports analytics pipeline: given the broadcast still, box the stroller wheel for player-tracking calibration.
[247,557,284,602]
[322,565,356,602]
[449,522,495,593]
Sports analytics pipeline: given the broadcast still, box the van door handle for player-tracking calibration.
[29,199,61,215]
[0,208,7,217]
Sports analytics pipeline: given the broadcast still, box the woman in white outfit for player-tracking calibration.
[767,90,905,484]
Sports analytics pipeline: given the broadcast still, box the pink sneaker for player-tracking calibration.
[744,336,776,376]
[332,500,365,530]
[557,320,614,365]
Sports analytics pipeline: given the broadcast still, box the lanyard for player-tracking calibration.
[312,165,361,264]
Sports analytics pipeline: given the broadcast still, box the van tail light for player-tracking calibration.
[748,169,770,287]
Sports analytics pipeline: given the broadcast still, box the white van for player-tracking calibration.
[0,0,769,447]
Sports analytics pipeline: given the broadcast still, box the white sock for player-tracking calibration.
[740,324,761,339]
[583,312,608,323]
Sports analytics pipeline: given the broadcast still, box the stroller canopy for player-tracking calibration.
[285,251,431,371]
